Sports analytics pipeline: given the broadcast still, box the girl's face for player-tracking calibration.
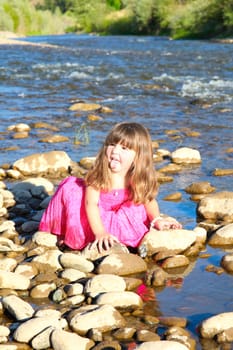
[106,142,136,175]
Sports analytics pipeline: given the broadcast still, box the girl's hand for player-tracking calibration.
[89,233,119,253]
[152,217,182,230]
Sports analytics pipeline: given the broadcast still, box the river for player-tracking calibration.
[1,34,233,349]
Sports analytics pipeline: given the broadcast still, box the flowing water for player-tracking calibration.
[0,34,233,348]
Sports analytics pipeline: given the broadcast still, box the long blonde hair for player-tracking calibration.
[85,122,158,203]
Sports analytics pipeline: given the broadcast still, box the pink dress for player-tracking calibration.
[39,176,150,250]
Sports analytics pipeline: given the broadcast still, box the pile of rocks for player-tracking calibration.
[0,147,233,349]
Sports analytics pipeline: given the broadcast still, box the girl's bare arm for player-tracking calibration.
[145,199,182,230]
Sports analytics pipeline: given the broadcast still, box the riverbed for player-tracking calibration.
[0,34,233,349]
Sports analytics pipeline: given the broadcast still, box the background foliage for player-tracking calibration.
[0,0,232,38]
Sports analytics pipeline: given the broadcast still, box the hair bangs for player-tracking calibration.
[105,124,139,151]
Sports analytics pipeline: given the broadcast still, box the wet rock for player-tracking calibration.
[136,329,160,342]
[0,270,30,290]
[39,134,70,143]
[0,189,15,208]
[160,255,190,269]
[51,328,95,350]
[145,267,167,287]
[13,151,73,176]
[157,174,174,183]
[213,168,233,176]
[69,102,101,111]
[138,228,196,257]
[96,291,143,309]
[165,326,196,350]
[197,191,233,223]
[79,157,96,170]
[159,317,187,328]
[96,253,147,275]
[5,169,22,179]
[193,226,207,243]
[185,181,216,194]
[171,147,201,164]
[113,327,136,341]
[32,249,62,272]
[30,325,54,349]
[163,192,182,201]
[59,252,94,273]
[84,274,126,296]
[14,262,38,278]
[2,295,34,321]
[135,340,189,349]
[200,312,233,339]
[10,177,54,195]
[7,123,31,132]
[0,257,17,271]
[21,220,39,233]
[32,231,57,247]
[217,327,233,343]
[59,268,86,282]
[158,163,182,174]
[32,122,59,131]
[0,325,10,342]
[220,253,233,273]
[68,304,126,335]
[208,223,233,246]
[30,282,57,298]
[63,282,84,297]
[12,131,29,139]
[60,294,85,306]
[13,315,67,343]
[87,114,103,121]
[0,237,24,252]
[79,242,129,261]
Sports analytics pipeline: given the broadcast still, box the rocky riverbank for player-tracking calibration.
[0,31,59,48]
[1,120,233,349]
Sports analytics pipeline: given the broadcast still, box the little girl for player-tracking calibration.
[39,122,182,253]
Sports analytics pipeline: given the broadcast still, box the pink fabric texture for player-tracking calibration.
[39,176,150,250]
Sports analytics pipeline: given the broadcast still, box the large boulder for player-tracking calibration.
[197,191,233,223]
[138,229,197,257]
[13,151,73,176]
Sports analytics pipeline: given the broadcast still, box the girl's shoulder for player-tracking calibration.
[58,176,85,189]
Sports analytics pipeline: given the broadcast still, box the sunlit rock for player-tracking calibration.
[7,123,31,132]
[84,274,126,297]
[96,291,143,309]
[13,151,73,176]
[139,229,196,257]
[197,191,233,222]
[39,134,69,143]
[69,102,101,111]
[200,312,233,339]
[2,295,34,321]
[60,252,94,273]
[171,147,201,164]
[96,253,147,275]
[68,304,126,335]
[0,270,30,290]
[51,328,94,350]
[208,223,233,246]
[185,181,215,194]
